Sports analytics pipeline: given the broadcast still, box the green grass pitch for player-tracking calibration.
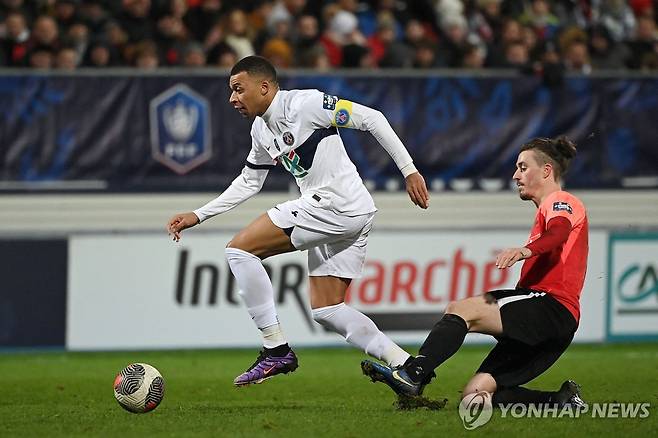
[1,343,657,437]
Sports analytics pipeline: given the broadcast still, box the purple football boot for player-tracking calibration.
[234,348,299,386]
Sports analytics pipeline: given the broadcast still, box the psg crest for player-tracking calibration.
[282,131,294,146]
[150,84,211,174]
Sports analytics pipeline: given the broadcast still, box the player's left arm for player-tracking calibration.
[496,216,572,269]
[307,92,429,209]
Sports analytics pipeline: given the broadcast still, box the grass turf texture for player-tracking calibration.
[1,343,657,437]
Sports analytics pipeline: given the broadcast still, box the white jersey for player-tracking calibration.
[249,89,375,215]
[194,89,417,222]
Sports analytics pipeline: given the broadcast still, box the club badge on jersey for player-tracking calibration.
[282,131,295,146]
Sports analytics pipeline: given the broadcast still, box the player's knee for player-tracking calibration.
[311,304,342,329]
[311,308,327,325]
[226,237,239,250]
[226,233,257,255]
[463,373,497,395]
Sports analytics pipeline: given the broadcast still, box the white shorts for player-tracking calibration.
[267,198,375,278]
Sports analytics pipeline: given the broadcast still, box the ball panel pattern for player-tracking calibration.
[114,363,145,396]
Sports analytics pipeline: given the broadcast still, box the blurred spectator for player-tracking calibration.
[356,0,406,38]
[254,8,292,55]
[207,41,236,67]
[268,0,306,30]
[629,0,654,17]
[589,24,630,69]
[184,0,222,43]
[182,41,206,66]
[462,42,486,68]
[537,41,565,86]
[597,0,637,42]
[504,39,530,68]
[0,0,655,71]
[224,8,255,60]
[367,12,396,65]
[2,10,30,66]
[302,44,330,69]
[202,20,223,52]
[487,18,522,66]
[521,24,541,61]
[247,0,273,37]
[83,38,118,67]
[54,0,80,33]
[564,39,592,73]
[104,20,128,60]
[343,41,374,68]
[559,26,588,56]
[1,0,38,23]
[413,38,439,68]
[439,13,471,67]
[320,7,359,67]
[379,18,425,68]
[132,39,159,68]
[66,21,90,58]
[627,14,658,69]
[261,37,292,68]
[157,0,189,43]
[157,0,191,65]
[28,45,54,68]
[55,45,79,69]
[78,0,109,34]
[118,0,156,43]
[294,14,323,66]
[31,15,60,52]
[435,0,464,27]
[519,0,560,40]
[468,0,503,44]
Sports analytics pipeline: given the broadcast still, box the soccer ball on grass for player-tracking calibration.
[113,363,165,413]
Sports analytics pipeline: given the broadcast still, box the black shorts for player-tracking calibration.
[477,288,578,388]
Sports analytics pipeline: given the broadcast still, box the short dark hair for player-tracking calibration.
[520,136,577,180]
[230,55,278,84]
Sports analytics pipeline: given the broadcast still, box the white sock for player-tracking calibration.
[225,247,287,348]
[262,323,286,349]
[312,303,410,367]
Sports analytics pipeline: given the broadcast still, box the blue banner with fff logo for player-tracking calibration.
[0,73,656,191]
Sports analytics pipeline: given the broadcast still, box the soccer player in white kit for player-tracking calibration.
[167,56,430,386]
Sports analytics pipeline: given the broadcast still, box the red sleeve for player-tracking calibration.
[525,216,571,255]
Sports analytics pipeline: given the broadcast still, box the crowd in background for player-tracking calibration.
[1,0,657,74]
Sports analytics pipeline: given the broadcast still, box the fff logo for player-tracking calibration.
[150,84,211,174]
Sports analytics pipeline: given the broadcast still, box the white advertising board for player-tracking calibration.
[67,230,606,350]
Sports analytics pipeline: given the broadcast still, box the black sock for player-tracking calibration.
[492,386,556,406]
[405,314,468,383]
[266,343,290,356]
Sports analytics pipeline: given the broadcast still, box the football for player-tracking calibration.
[113,363,165,413]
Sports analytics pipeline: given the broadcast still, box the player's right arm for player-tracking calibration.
[167,131,276,242]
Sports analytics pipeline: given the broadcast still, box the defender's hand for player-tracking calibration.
[167,212,200,242]
[495,247,532,269]
[405,172,430,209]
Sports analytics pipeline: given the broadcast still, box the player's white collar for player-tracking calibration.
[261,89,282,124]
